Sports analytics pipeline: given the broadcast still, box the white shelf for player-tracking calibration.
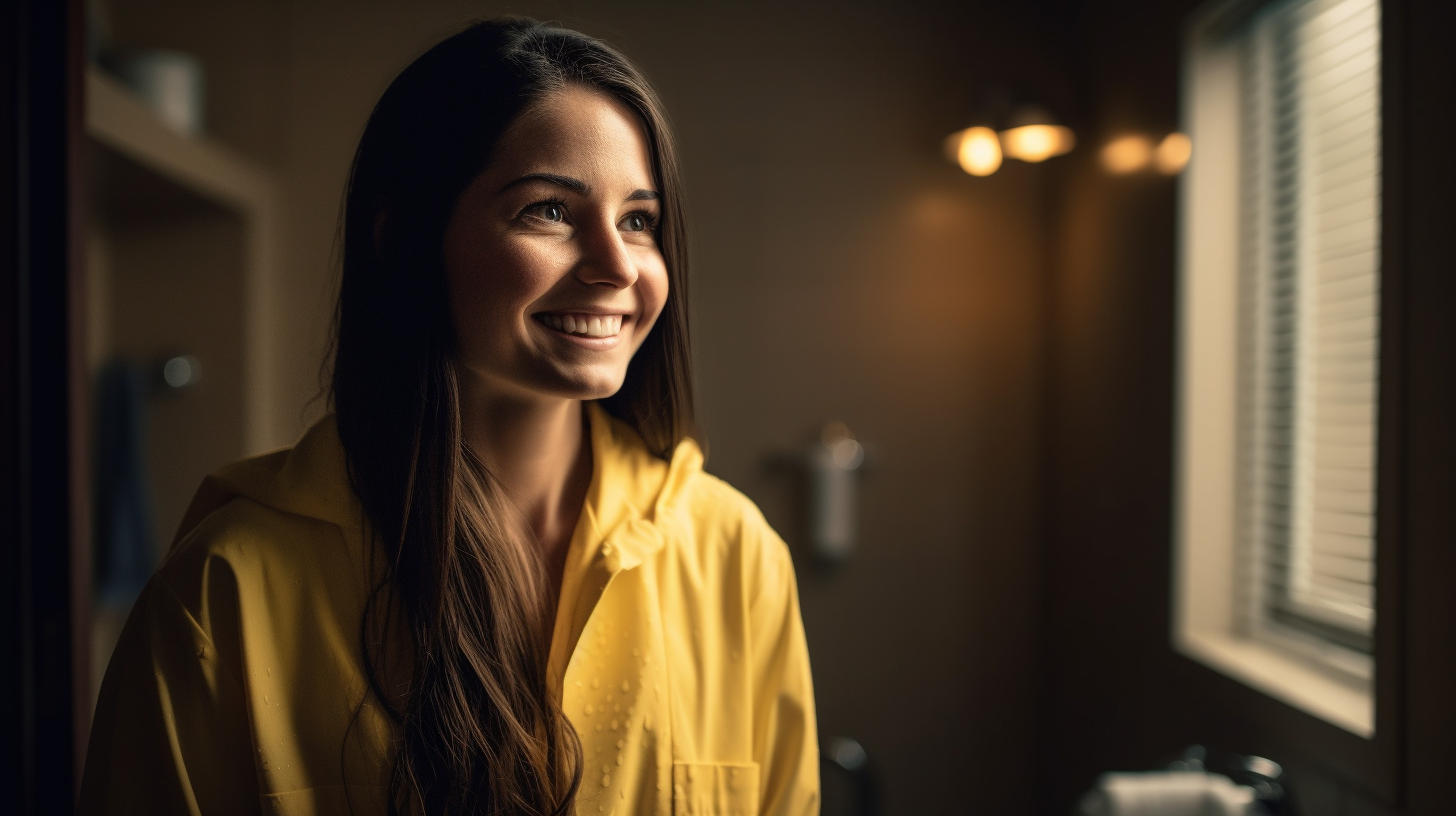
[85,67,274,216]
[85,64,281,456]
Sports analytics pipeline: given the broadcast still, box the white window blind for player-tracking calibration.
[1174,0,1381,735]
[1236,0,1381,683]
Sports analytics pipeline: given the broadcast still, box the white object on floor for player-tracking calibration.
[1078,771,1257,816]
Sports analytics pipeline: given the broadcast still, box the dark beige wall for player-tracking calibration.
[106,1,1059,812]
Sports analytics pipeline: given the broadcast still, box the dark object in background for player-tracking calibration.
[93,359,154,602]
[1077,744,1297,816]
[821,736,879,816]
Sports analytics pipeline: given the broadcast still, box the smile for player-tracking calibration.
[536,312,624,338]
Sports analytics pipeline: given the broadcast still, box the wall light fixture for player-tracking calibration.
[1101,132,1193,175]
[945,96,1075,178]
[944,126,1003,176]
[999,105,1076,163]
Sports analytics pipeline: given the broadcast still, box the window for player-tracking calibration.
[1174,0,1381,737]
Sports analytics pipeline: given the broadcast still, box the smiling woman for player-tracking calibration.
[443,86,669,411]
[78,19,818,816]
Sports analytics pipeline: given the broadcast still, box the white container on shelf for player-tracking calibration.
[108,50,204,137]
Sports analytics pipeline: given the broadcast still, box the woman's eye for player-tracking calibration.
[523,202,566,224]
[621,212,652,232]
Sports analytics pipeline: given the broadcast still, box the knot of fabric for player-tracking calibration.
[604,516,667,572]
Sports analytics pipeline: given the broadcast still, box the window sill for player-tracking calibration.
[1175,630,1374,738]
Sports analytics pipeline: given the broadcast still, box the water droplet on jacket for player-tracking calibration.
[631,648,639,657]
[602,544,613,556]
[601,774,611,787]
[263,694,269,704]
[611,719,619,730]
[616,739,624,749]
[585,704,594,715]
[620,681,629,692]
[602,764,610,775]
[267,667,272,676]
[595,724,603,732]
[615,755,623,766]
[614,703,621,713]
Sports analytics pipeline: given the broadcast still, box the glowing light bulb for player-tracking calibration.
[952,127,1002,176]
[999,124,1076,162]
[1155,132,1192,175]
[1101,135,1153,174]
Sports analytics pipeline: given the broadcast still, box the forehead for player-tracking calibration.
[484,85,656,189]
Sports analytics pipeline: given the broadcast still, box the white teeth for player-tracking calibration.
[541,313,622,338]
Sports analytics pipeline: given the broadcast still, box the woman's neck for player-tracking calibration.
[458,384,592,583]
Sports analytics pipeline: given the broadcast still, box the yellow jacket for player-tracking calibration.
[79,404,818,815]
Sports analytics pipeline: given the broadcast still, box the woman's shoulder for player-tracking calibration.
[636,439,794,590]
[156,415,369,612]
[673,466,774,536]
[162,485,351,580]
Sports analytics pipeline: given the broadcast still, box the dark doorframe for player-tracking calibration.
[2,0,89,811]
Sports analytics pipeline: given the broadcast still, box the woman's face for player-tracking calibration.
[442,85,668,404]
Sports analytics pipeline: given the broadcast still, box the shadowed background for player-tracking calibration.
[52,1,1456,814]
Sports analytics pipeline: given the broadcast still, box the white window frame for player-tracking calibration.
[1172,0,1380,739]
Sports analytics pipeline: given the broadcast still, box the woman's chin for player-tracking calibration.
[541,365,628,402]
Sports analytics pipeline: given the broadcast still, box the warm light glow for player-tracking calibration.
[1156,132,1193,174]
[952,126,1002,176]
[1101,135,1153,174]
[999,124,1076,162]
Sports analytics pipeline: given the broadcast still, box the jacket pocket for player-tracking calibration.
[672,762,760,816]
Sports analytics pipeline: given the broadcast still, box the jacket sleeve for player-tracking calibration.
[747,524,820,816]
[78,570,261,816]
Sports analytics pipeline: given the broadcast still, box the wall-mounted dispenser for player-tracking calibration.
[809,422,867,565]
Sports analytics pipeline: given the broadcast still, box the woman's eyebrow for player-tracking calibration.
[498,172,589,195]
[498,173,659,203]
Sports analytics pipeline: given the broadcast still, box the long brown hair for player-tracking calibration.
[331,19,693,815]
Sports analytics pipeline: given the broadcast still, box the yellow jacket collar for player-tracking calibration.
[546,404,702,686]
[173,403,703,574]
[580,402,702,569]
[169,417,359,553]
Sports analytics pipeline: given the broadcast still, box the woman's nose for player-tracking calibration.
[574,219,639,288]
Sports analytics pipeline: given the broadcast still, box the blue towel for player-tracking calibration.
[94,360,155,603]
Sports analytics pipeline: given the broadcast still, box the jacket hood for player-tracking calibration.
[170,403,704,557]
